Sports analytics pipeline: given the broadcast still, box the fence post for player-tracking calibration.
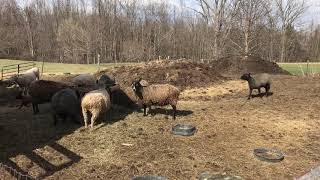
[307,60,309,76]
[1,68,3,80]
[18,64,20,76]
[41,60,44,79]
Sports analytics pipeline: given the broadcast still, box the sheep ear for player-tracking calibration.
[138,78,142,82]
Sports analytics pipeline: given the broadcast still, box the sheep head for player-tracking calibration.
[131,78,148,93]
[240,73,251,81]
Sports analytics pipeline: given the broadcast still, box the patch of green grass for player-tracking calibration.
[278,63,320,75]
[0,59,138,75]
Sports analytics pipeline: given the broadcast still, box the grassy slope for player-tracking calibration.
[0,59,138,74]
[278,63,320,75]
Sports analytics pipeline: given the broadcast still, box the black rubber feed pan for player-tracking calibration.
[172,124,196,136]
[253,148,284,163]
[132,176,167,180]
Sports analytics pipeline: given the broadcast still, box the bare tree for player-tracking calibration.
[192,0,240,59]
[236,0,270,57]
[0,0,317,63]
[275,0,307,62]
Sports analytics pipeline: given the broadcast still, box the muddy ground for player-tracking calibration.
[0,75,320,180]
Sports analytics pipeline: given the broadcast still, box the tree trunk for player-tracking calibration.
[244,29,249,57]
[280,28,286,62]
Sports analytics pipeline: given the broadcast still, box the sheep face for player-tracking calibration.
[240,73,251,81]
[131,80,141,93]
[0,80,14,87]
[98,74,116,87]
[131,79,148,93]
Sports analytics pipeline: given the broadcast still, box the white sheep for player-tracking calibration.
[8,67,40,93]
[81,84,112,129]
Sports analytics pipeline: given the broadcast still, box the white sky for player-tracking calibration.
[17,0,320,26]
[305,0,320,25]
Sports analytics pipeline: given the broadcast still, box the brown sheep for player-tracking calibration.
[131,78,180,120]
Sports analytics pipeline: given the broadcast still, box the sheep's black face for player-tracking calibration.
[131,81,141,92]
[240,73,251,81]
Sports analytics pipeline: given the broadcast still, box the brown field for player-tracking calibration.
[1,74,320,180]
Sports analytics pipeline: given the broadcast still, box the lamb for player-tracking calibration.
[81,83,112,129]
[131,78,180,120]
[8,67,40,93]
[240,73,272,99]
[51,88,81,125]
[18,80,72,114]
[71,73,96,87]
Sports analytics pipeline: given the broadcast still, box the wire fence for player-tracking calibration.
[0,161,35,180]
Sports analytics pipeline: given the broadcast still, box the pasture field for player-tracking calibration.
[278,62,320,75]
[1,74,320,179]
[0,59,138,75]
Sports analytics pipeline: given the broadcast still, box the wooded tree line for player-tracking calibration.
[0,0,318,63]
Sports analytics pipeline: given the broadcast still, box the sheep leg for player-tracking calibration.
[82,109,89,128]
[265,84,270,97]
[148,106,152,115]
[90,112,98,129]
[35,104,40,114]
[258,88,263,98]
[32,103,39,114]
[171,105,177,120]
[248,89,253,100]
[143,105,147,116]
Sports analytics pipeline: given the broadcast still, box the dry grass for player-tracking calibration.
[1,75,320,179]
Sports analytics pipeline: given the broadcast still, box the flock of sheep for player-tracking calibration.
[0,66,183,129]
[0,65,273,130]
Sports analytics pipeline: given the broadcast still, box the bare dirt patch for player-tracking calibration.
[1,75,320,179]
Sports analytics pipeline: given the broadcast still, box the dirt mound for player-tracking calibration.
[96,59,225,89]
[214,56,290,75]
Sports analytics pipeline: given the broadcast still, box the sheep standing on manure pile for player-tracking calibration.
[240,73,271,99]
[81,82,114,129]
[18,80,71,114]
[8,67,40,93]
[131,78,180,120]
[51,88,81,125]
